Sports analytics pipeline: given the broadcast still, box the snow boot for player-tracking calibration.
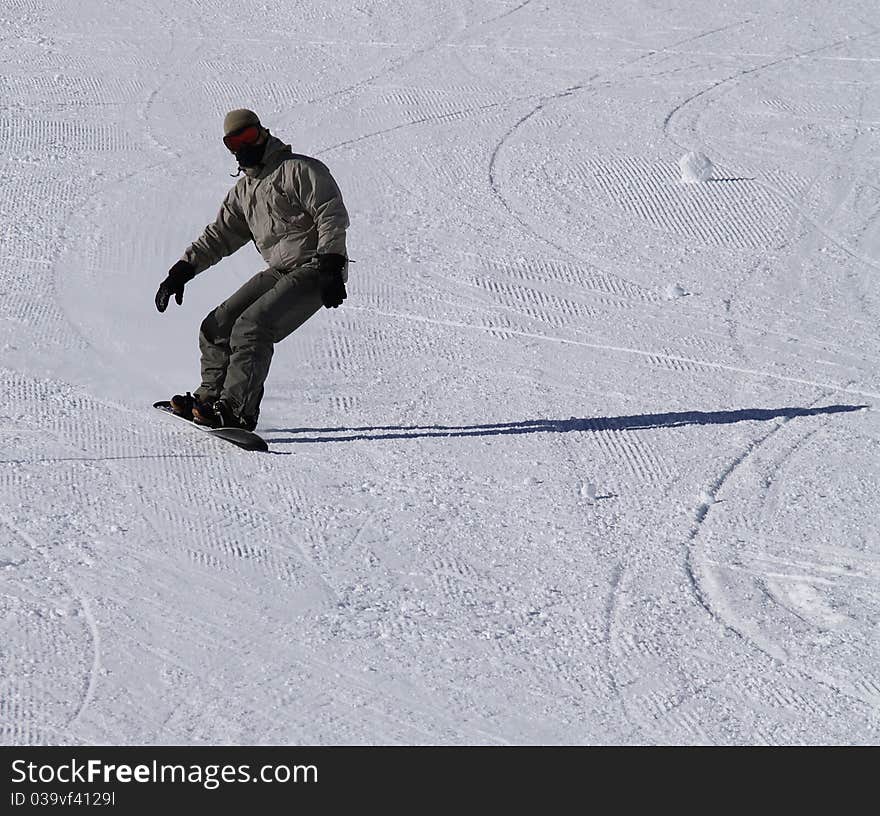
[194,399,256,432]
[170,391,214,424]
[216,400,257,431]
[191,398,216,427]
[170,392,202,421]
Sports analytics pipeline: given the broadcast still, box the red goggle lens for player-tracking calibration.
[223,125,261,151]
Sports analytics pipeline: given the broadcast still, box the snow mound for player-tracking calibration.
[580,481,598,502]
[679,151,715,183]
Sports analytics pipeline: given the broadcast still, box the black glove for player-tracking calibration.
[316,253,347,308]
[155,260,196,313]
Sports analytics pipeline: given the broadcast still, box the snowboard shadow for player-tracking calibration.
[263,403,865,447]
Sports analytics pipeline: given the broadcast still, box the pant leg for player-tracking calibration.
[221,264,323,425]
[195,268,281,402]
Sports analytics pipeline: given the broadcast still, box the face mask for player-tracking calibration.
[234,140,268,168]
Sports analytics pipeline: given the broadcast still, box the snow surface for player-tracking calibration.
[1,1,880,746]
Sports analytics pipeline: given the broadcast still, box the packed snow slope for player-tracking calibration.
[1,0,879,745]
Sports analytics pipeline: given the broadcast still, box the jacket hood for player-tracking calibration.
[241,134,293,179]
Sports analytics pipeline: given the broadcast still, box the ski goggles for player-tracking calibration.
[223,125,262,152]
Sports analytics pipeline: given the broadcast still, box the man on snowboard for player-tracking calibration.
[155,108,350,431]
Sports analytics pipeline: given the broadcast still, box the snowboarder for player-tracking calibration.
[155,108,350,431]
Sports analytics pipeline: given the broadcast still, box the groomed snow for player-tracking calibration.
[1,0,879,745]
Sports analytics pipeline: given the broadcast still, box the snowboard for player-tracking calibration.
[153,401,269,452]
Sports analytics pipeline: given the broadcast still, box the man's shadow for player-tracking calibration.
[263,404,866,446]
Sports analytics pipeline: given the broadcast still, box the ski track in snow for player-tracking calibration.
[1,0,879,745]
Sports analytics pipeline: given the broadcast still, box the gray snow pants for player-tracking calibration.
[194,264,323,426]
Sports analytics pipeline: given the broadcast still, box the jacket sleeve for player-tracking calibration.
[289,159,349,256]
[181,186,252,274]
